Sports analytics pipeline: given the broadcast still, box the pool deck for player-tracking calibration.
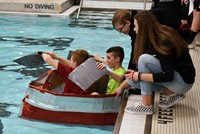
[0,0,74,14]
[0,3,78,18]
[1,1,200,134]
[81,0,152,10]
[0,0,152,17]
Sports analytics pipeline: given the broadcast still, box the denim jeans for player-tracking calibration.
[127,54,193,96]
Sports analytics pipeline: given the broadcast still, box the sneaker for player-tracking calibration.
[159,94,185,108]
[125,101,154,115]
[188,41,195,49]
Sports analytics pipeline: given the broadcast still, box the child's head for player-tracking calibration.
[70,49,89,68]
[106,46,124,69]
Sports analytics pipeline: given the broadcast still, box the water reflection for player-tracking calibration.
[0,36,73,77]
[0,36,73,51]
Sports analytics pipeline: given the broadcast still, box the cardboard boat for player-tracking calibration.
[19,70,121,125]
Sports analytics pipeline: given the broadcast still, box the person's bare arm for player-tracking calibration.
[107,71,125,83]
[125,69,154,82]
[114,79,129,98]
[93,54,107,64]
[41,53,58,69]
[96,62,125,83]
[48,52,71,66]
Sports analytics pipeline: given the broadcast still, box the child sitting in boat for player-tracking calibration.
[92,46,126,94]
[39,49,90,94]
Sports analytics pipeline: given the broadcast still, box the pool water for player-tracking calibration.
[0,10,131,134]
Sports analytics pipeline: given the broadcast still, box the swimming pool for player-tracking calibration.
[0,10,131,134]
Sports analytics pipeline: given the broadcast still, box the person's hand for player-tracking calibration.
[125,69,139,81]
[37,51,44,55]
[96,62,106,70]
[93,54,103,62]
[181,19,188,25]
[114,87,123,99]
[47,52,57,59]
[125,69,134,80]
[40,53,51,61]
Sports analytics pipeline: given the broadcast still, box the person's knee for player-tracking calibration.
[138,54,153,64]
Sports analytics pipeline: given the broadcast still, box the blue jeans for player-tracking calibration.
[128,54,193,96]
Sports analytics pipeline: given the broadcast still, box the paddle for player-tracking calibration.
[13,51,74,68]
[13,51,45,68]
[13,50,94,71]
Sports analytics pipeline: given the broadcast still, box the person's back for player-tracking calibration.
[152,0,182,18]
[150,8,181,30]
[40,49,90,94]
[151,0,197,46]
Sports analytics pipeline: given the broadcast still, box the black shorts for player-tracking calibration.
[194,0,200,11]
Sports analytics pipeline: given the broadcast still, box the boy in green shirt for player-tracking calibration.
[93,46,126,94]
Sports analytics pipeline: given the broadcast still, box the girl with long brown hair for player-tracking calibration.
[115,11,195,115]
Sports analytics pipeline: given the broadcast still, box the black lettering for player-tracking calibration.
[35,4,54,10]
[50,5,54,10]
[24,4,33,9]
[35,4,39,9]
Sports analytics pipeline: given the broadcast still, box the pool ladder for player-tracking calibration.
[76,0,148,19]
[77,0,83,19]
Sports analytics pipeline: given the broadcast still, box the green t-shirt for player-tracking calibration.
[106,67,126,94]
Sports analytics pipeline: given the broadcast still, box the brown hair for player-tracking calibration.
[71,49,89,66]
[106,46,124,63]
[133,10,188,65]
[112,9,131,27]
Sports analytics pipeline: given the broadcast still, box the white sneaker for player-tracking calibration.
[125,101,154,115]
[159,94,185,108]
[188,41,195,49]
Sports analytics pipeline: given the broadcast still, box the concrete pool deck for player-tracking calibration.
[0,0,74,14]
[0,0,78,18]
[0,0,151,17]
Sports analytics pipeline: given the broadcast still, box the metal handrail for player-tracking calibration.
[144,0,147,10]
[77,0,83,19]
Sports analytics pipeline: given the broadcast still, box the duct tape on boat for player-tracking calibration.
[68,58,108,90]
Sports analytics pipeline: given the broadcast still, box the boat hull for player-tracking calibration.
[19,70,121,125]
[20,100,118,125]
[19,86,120,126]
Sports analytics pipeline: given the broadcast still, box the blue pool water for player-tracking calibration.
[0,11,130,134]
